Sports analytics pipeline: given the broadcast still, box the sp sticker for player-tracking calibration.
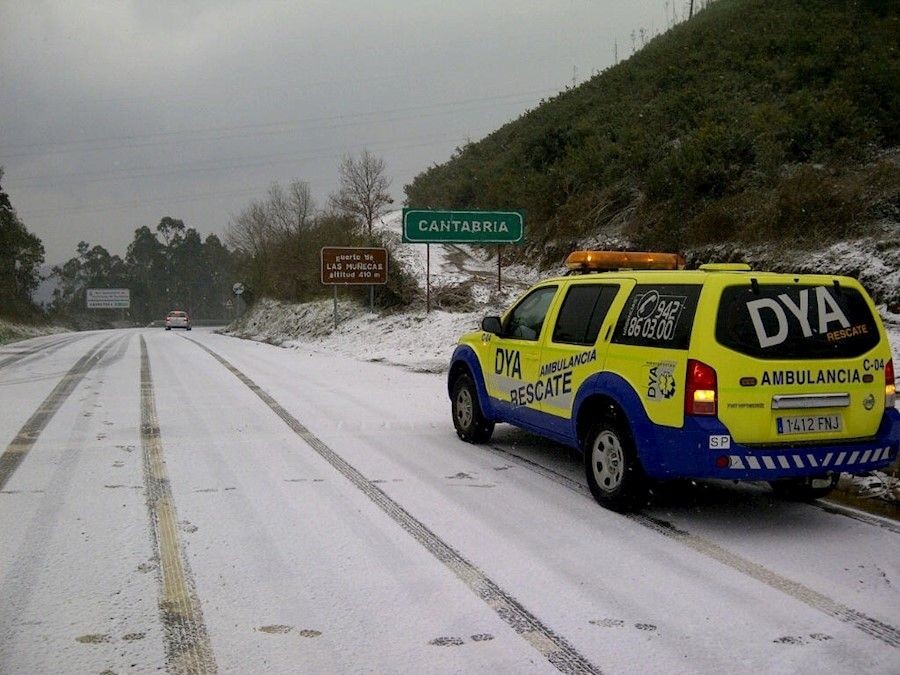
[647,361,676,400]
[709,435,731,449]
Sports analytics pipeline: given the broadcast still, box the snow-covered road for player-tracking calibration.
[1,329,898,674]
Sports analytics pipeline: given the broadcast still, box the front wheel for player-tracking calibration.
[584,420,648,512]
[451,373,494,444]
[769,475,838,501]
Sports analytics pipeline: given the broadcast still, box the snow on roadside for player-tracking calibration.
[226,297,487,374]
[0,318,68,345]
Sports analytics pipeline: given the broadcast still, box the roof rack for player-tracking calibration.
[699,263,751,272]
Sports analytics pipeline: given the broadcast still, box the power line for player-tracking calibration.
[1,87,556,159]
[19,134,481,218]
[10,124,497,191]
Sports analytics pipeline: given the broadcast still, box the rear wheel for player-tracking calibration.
[451,373,494,443]
[584,420,648,512]
[769,475,839,501]
[165,326,171,330]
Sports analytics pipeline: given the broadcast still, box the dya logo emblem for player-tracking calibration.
[648,363,676,400]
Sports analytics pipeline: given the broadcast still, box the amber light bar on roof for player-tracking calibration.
[565,250,686,272]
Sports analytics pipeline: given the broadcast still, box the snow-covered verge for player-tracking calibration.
[0,317,68,345]
[226,297,484,374]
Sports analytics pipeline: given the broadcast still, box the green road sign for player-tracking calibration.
[402,208,524,244]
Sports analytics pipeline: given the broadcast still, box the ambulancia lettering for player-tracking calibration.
[539,349,596,377]
[746,287,850,349]
[760,368,862,386]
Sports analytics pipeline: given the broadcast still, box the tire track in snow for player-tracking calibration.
[0,332,90,371]
[816,501,900,536]
[0,335,127,669]
[0,336,114,491]
[184,337,601,675]
[139,336,217,675]
[488,444,900,649]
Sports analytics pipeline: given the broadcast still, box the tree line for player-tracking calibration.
[50,217,238,326]
[1,149,411,327]
[0,168,45,320]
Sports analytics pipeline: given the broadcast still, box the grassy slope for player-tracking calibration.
[404,0,899,261]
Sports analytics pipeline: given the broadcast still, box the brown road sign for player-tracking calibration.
[321,247,388,285]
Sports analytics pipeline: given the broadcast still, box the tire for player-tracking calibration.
[583,420,648,512]
[451,373,494,443]
[186,326,192,331]
[165,326,171,330]
[769,475,838,501]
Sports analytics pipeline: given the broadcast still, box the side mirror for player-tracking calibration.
[481,316,503,335]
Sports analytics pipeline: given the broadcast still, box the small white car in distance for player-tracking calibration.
[164,310,191,330]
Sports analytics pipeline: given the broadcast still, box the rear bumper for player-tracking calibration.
[641,408,899,481]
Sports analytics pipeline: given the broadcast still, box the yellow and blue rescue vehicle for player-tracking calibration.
[448,251,899,512]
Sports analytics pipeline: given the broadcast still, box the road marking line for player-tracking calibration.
[140,336,217,675]
[0,337,114,491]
[489,444,900,649]
[186,337,601,675]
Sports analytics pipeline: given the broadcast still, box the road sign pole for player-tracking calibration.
[369,285,374,312]
[333,285,338,329]
[497,245,502,292]
[426,243,431,313]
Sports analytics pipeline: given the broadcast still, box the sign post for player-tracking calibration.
[402,208,524,310]
[320,246,388,328]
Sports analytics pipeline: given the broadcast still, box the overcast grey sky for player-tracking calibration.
[1,1,679,264]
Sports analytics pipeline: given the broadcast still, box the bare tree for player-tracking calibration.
[267,179,315,238]
[226,200,273,259]
[329,149,393,235]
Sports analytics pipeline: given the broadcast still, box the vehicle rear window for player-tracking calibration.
[552,284,618,345]
[716,283,879,359]
[612,284,701,350]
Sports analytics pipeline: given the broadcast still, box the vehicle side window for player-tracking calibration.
[552,284,618,345]
[504,286,558,340]
[612,284,701,349]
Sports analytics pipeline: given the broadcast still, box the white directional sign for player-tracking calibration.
[86,288,130,309]
[232,282,245,295]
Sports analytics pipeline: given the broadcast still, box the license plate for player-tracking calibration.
[776,414,842,435]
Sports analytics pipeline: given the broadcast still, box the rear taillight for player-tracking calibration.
[685,359,717,416]
[887,358,896,409]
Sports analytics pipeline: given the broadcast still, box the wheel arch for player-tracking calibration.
[448,345,495,420]
[572,372,658,469]
[575,394,630,450]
